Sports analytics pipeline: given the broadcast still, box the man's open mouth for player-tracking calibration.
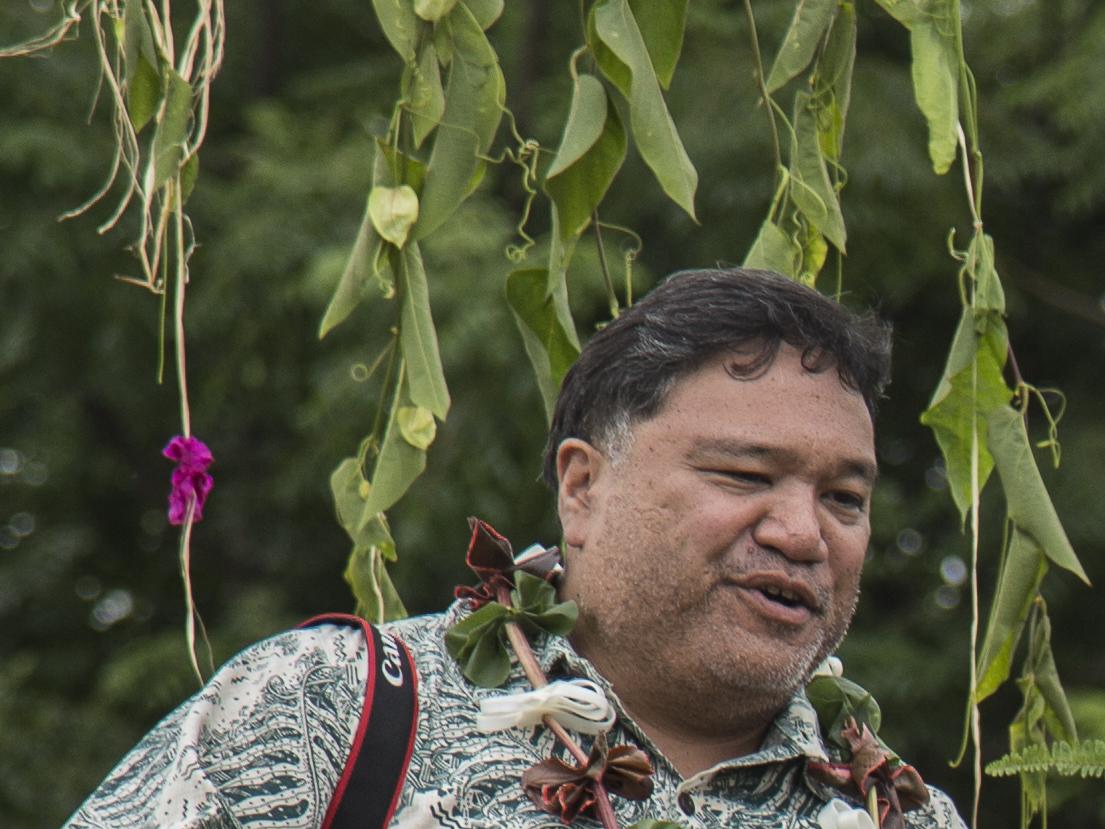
[730,574,820,616]
[756,584,806,609]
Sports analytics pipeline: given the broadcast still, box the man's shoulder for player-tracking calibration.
[381,605,453,639]
[211,617,372,687]
[62,620,378,828]
[381,604,473,691]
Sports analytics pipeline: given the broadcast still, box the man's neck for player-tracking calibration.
[617,700,770,779]
[574,636,783,779]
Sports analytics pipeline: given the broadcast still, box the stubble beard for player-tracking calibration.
[693,584,859,724]
[574,561,860,738]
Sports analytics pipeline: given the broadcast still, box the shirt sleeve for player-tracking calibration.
[62,624,369,829]
[904,785,970,829]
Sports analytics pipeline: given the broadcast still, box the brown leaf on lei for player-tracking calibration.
[522,735,654,823]
[807,718,929,829]
[454,517,564,609]
[600,744,654,801]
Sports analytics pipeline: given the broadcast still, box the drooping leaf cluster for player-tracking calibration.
[320,0,711,616]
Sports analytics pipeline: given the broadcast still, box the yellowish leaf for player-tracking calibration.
[397,405,437,449]
[368,185,420,248]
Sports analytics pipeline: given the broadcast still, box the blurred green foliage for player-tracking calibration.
[0,1,1102,826]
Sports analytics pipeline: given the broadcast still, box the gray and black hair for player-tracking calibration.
[541,267,892,489]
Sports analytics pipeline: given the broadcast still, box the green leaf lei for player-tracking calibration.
[445,571,578,688]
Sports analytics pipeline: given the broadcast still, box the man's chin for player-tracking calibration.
[714,628,846,698]
[710,648,821,704]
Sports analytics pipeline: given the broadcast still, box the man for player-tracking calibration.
[64,268,965,828]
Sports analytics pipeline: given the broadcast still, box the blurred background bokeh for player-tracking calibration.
[1,1,1103,825]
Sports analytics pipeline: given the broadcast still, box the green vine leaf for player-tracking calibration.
[180,152,200,204]
[407,41,446,149]
[344,542,408,623]
[398,243,450,420]
[363,369,428,516]
[812,1,857,161]
[975,529,1047,702]
[152,67,193,190]
[331,457,377,541]
[589,0,698,220]
[765,0,839,93]
[372,0,420,63]
[1019,603,1078,744]
[544,209,583,350]
[587,11,630,94]
[908,9,959,175]
[330,459,407,623]
[545,73,627,241]
[413,2,503,240]
[994,601,1081,822]
[919,308,1011,524]
[121,1,161,133]
[433,17,454,66]
[969,232,1005,313]
[506,268,581,423]
[319,196,386,339]
[744,218,801,278]
[376,139,428,193]
[463,0,505,30]
[627,0,688,90]
[790,94,846,252]
[987,406,1088,584]
[874,0,959,174]
[627,822,687,829]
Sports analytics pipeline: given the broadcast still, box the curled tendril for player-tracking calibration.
[1015,382,1067,467]
[0,0,86,58]
[494,115,541,263]
[590,220,643,306]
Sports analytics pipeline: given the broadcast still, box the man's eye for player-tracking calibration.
[712,470,769,485]
[826,490,866,511]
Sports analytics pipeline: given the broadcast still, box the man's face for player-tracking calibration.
[556,345,876,728]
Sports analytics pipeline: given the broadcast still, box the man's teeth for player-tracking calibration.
[762,585,800,605]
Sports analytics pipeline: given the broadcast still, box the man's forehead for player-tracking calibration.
[640,347,876,456]
[659,345,864,409]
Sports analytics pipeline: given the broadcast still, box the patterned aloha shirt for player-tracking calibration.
[64,601,966,828]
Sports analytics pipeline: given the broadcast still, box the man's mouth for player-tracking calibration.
[756,583,806,609]
[727,574,821,618]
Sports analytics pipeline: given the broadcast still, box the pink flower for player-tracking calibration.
[162,436,214,525]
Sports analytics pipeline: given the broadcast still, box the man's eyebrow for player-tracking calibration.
[686,438,879,484]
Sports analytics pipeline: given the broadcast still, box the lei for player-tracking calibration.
[445,519,930,829]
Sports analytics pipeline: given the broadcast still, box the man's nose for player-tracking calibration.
[751,487,829,563]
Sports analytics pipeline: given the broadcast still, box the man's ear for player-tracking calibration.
[556,438,606,549]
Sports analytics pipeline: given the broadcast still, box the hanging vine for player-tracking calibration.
[2,0,226,681]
